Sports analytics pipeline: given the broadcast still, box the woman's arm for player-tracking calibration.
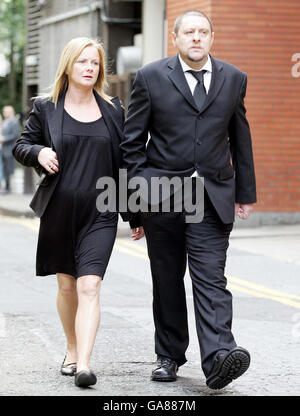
[12,99,59,175]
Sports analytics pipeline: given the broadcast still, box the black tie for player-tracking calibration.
[188,70,207,110]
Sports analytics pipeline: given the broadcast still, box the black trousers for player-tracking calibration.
[141,190,237,377]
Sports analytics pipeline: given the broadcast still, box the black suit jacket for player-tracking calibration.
[120,54,257,224]
[12,90,135,223]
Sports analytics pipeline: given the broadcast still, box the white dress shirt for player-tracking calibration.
[178,54,212,95]
[178,54,213,177]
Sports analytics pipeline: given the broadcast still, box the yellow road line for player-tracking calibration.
[227,283,300,310]
[226,274,300,302]
[117,238,148,254]
[2,215,300,309]
[114,242,149,261]
[0,215,39,232]
[116,238,300,308]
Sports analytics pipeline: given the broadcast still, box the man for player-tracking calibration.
[0,105,20,193]
[120,10,256,390]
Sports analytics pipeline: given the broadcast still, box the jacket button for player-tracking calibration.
[197,140,202,145]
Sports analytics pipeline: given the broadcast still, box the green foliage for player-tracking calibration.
[0,0,25,113]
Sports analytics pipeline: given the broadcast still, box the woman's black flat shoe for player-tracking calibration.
[75,370,97,387]
[61,354,77,376]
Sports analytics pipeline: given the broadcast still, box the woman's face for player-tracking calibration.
[69,45,100,89]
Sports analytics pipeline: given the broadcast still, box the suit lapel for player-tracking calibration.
[167,54,226,113]
[93,91,122,168]
[94,91,122,140]
[200,56,225,114]
[167,55,199,112]
[46,92,65,161]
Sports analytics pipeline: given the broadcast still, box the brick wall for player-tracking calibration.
[166,0,212,55]
[166,0,300,212]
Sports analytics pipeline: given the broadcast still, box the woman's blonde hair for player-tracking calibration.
[41,37,112,106]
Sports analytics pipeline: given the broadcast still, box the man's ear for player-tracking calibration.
[171,31,177,48]
[210,32,215,48]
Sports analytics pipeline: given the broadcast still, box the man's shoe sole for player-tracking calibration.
[206,348,250,390]
[151,374,177,382]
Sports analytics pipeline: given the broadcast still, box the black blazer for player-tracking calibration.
[120,54,257,224]
[12,90,135,224]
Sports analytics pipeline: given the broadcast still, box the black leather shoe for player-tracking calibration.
[206,347,250,390]
[75,370,97,387]
[151,356,178,382]
[61,354,76,376]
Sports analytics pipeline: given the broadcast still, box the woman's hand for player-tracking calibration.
[38,147,59,174]
[131,226,145,240]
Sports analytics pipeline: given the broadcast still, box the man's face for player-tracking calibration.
[172,15,214,66]
[3,106,14,119]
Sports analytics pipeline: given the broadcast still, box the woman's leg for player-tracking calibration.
[75,274,102,372]
[57,273,78,364]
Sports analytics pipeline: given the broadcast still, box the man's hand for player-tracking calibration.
[131,226,145,240]
[235,203,254,220]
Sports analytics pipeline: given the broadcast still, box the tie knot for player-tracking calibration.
[187,69,206,83]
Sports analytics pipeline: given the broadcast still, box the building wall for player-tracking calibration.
[166,0,300,215]
[166,0,212,55]
[24,0,42,91]
[38,0,97,91]
[37,0,140,90]
[142,0,166,65]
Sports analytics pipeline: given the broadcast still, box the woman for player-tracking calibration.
[12,37,141,388]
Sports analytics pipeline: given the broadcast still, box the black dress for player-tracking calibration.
[36,110,118,279]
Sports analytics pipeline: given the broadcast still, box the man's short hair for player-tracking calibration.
[173,10,214,35]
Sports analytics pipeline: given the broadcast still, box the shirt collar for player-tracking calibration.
[178,53,212,73]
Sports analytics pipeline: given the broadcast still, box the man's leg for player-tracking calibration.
[142,212,189,368]
[185,192,237,377]
[2,157,10,192]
